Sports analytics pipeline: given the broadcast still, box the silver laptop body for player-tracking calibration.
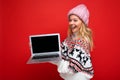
[27,33,61,64]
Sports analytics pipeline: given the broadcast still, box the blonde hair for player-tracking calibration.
[68,22,94,51]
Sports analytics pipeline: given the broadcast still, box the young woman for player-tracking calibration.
[52,4,94,80]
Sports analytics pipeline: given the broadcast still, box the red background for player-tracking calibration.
[1,0,120,80]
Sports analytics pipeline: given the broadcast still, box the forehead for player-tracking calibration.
[69,14,80,20]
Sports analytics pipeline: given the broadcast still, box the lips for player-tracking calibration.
[71,25,77,29]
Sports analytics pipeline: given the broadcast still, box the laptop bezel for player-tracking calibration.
[28,33,61,63]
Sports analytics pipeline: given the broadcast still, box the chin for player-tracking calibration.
[72,30,77,33]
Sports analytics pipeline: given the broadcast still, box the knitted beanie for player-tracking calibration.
[68,4,89,25]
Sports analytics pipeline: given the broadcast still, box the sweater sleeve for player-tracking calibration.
[68,39,94,78]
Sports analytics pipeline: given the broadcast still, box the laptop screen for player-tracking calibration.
[30,34,59,54]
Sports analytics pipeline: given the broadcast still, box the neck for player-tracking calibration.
[72,32,80,40]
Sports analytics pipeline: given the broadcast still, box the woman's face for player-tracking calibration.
[69,14,82,34]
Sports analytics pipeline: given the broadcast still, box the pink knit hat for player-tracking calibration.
[68,4,89,25]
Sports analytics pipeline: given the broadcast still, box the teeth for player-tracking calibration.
[71,25,76,29]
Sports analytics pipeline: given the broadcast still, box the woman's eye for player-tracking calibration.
[74,20,77,22]
[69,19,78,22]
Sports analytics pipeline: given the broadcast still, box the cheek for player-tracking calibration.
[77,22,82,28]
[77,21,82,26]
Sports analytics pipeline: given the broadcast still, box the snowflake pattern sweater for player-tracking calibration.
[60,37,94,78]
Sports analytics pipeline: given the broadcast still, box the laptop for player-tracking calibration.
[27,33,61,64]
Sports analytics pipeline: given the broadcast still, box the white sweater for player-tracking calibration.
[57,37,94,80]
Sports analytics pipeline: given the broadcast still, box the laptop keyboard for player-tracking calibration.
[32,54,59,59]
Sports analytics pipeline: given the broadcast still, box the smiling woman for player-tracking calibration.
[53,4,94,80]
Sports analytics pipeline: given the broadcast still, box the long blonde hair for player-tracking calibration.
[68,22,94,51]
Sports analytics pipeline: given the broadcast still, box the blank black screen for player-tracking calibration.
[31,35,59,53]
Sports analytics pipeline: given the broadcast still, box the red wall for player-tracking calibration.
[1,0,120,80]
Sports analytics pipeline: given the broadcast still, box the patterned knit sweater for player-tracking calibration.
[60,37,94,77]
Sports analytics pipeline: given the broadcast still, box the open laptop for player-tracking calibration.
[27,33,61,64]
